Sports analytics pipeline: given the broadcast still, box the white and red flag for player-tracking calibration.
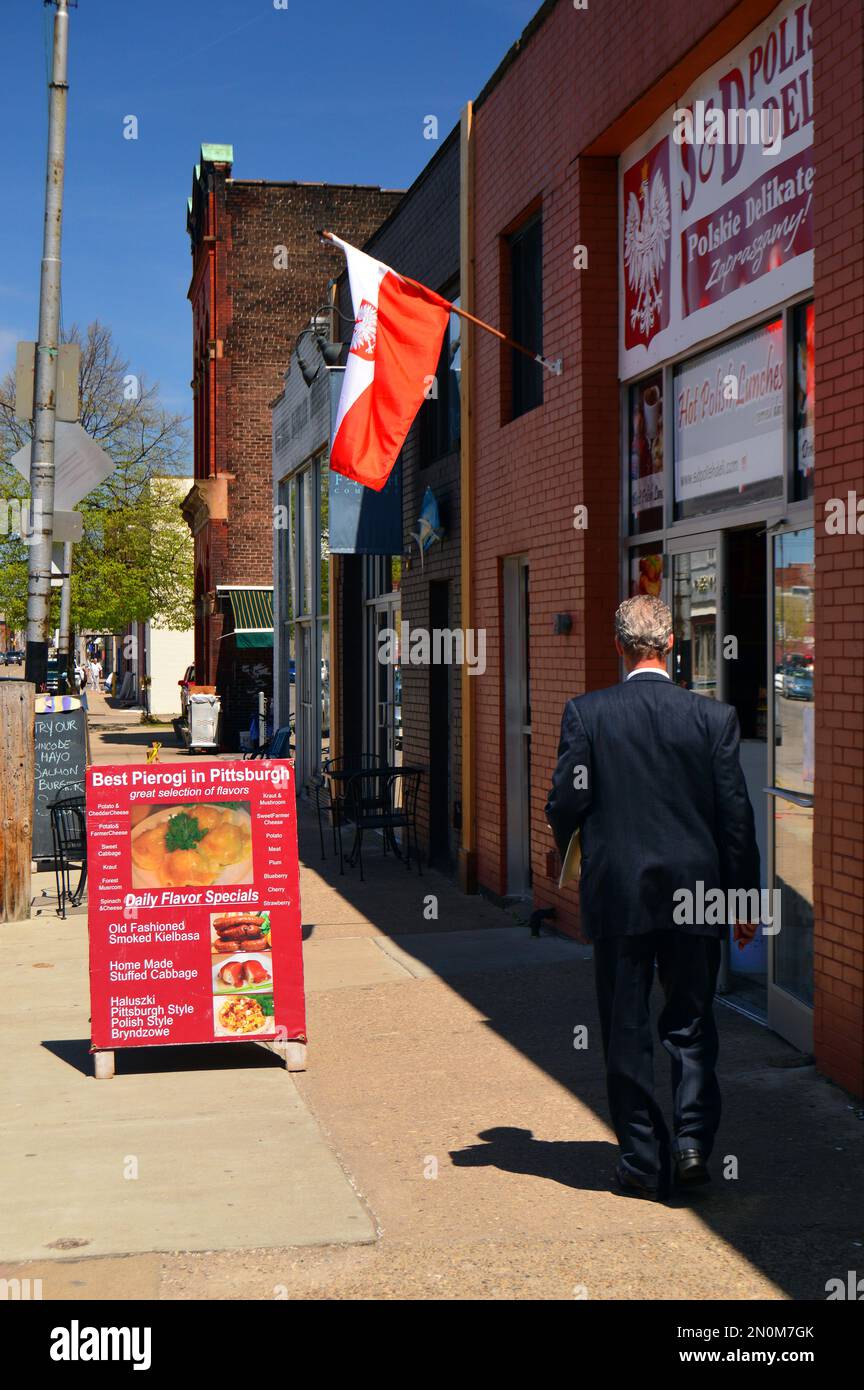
[327,233,452,491]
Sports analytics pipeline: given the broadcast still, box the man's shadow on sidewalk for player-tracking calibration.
[450,1126,618,1193]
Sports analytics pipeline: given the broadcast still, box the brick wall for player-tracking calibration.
[187,156,402,687]
[811,0,864,1096]
[470,0,864,1093]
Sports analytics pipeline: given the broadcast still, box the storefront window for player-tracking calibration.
[319,456,330,767]
[674,319,784,520]
[772,528,815,1006]
[278,477,297,729]
[319,454,330,620]
[629,374,664,533]
[287,477,297,623]
[320,619,330,764]
[288,453,330,784]
[793,302,815,502]
[773,530,815,796]
[629,544,663,599]
[300,467,315,618]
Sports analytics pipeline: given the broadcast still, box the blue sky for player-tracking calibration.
[2,0,537,426]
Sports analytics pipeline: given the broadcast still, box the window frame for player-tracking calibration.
[619,292,816,608]
[505,211,544,422]
[420,282,461,466]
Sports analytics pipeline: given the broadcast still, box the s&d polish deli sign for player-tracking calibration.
[620,0,813,378]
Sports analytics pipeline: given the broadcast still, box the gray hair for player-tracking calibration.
[615,595,673,660]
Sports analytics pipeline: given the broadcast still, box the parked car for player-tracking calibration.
[784,667,814,701]
[4,649,23,665]
[178,664,195,720]
[775,659,814,698]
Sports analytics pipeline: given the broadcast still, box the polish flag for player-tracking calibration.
[328,234,452,491]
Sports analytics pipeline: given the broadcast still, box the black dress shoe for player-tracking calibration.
[674,1147,710,1186]
[613,1164,669,1202]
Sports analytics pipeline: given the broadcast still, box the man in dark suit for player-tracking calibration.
[546,595,760,1201]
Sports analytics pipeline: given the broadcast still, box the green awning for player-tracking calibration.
[219,587,273,648]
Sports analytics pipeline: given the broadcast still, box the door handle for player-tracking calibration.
[764,785,814,809]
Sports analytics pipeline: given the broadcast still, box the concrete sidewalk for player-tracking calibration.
[85,689,221,766]
[3,767,863,1298]
[0,909,376,1264]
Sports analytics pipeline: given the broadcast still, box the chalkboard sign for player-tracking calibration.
[33,707,87,859]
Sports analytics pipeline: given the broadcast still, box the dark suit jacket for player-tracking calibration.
[545,671,760,940]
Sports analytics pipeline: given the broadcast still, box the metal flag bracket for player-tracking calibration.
[539,355,563,376]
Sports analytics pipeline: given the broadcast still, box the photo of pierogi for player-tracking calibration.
[130,802,254,888]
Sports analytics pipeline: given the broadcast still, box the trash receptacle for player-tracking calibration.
[186,693,221,751]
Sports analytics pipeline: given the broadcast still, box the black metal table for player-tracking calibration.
[320,764,426,878]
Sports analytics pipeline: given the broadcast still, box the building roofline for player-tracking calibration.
[225,179,404,193]
[362,122,460,255]
[473,0,558,112]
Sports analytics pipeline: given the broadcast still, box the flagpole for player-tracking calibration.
[319,230,563,376]
[438,296,563,377]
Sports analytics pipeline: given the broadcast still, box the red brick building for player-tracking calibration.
[183,144,401,746]
[464,0,864,1093]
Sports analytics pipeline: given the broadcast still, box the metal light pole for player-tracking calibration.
[57,539,74,691]
[25,0,71,690]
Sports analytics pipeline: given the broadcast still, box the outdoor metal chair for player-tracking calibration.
[313,754,384,869]
[344,767,423,882]
[49,795,87,919]
[312,773,346,872]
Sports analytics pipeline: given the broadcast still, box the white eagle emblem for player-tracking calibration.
[350,298,378,359]
[624,166,671,338]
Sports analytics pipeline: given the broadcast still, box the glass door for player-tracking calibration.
[767,526,815,1051]
[669,530,771,1015]
[668,534,722,698]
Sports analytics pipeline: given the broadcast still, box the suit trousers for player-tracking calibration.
[593,930,722,1188]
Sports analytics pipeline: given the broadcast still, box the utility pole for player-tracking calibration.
[25,0,71,690]
[57,539,74,691]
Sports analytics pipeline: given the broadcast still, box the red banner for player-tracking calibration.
[623,136,672,351]
[681,148,813,317]
[86,760,305,1050]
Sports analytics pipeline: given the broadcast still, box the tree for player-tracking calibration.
[72,476,194,633]
[0,321,191,635]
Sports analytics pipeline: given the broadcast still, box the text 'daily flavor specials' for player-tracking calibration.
[86,761,305,1050]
